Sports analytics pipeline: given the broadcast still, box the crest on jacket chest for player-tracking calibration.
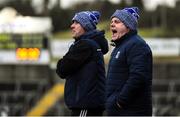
[115,51,121,59]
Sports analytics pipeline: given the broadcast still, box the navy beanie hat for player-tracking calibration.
[111,7,140,30]
[72,11,100,31]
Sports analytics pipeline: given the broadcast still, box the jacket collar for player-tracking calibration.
[75,30,96,41]
[111,30,137,47]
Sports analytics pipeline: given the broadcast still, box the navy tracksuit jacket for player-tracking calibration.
[106,31,153,116]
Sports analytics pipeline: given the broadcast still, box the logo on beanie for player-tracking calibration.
[124,7,139,22]
[84,11,100,25]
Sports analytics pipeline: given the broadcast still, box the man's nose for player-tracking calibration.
[70,24,74,29]
[111,22,115,27]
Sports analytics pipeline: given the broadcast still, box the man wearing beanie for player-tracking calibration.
[56,11,108,116]
[106,7,153,116]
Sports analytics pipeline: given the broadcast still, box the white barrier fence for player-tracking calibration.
[51,38,180,58]
[50,40,73,58]
[146,38,180,56]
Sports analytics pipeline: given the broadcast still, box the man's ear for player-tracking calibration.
[126,28,130,33]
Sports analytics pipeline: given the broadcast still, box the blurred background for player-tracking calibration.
[0,0,180,116]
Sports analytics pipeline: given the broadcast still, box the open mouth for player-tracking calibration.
[112,29,117,35]
[71,29,76,33]
[111,29,118,39]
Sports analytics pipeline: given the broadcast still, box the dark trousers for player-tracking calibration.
[71,109,104,116]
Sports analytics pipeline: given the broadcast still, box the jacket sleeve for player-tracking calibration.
[56,40,92,79]
[116,42,152,108]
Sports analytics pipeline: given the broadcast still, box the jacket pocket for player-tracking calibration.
[106,92,117,109]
